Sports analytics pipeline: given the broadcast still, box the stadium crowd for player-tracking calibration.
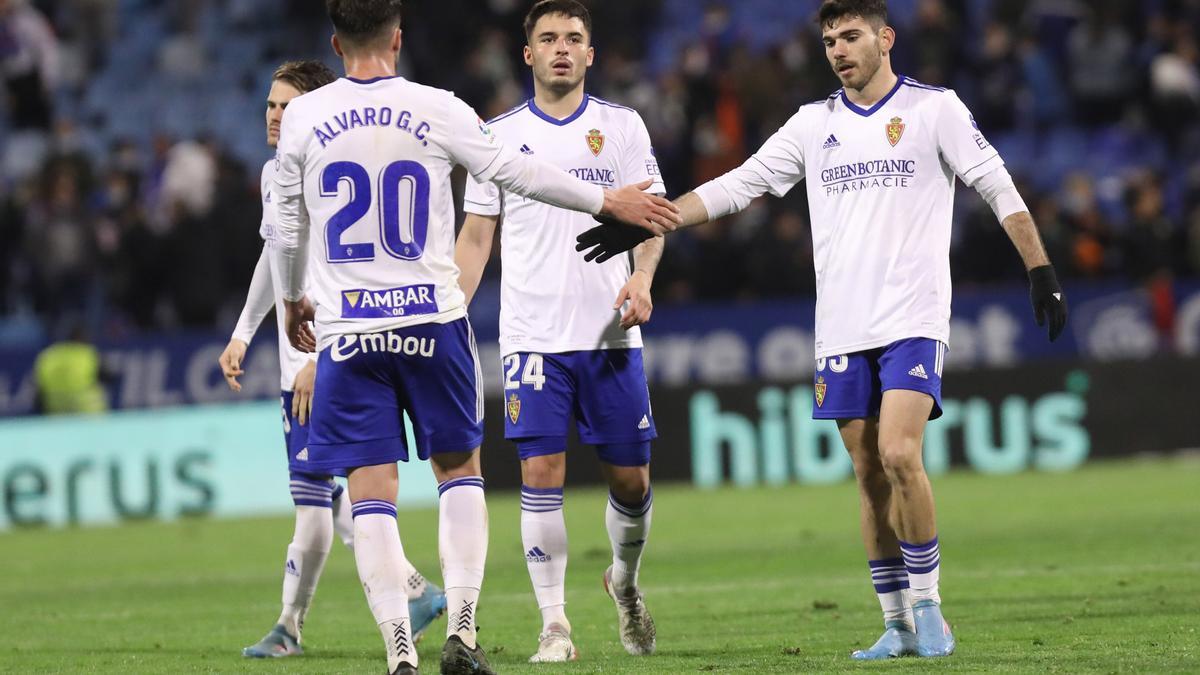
[2,0,1199,339]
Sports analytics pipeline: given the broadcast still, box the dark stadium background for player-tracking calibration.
[1,0,1198,514]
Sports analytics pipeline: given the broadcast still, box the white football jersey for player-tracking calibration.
[273,76,514,348]
[464,96,664,356]
[253,160,316,390]
[696,76,1003,358]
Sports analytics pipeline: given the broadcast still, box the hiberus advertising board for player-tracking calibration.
[477,357,1200,490]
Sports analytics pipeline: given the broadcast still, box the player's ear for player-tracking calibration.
[392,27,402,53]
[878,25,895,55]
[524,44,534,66]
[585,45,594,67]
[331,33,344,58]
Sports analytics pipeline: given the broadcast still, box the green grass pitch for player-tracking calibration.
[2,457,1198,673]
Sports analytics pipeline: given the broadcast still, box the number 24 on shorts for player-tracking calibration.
[504,353,546,391]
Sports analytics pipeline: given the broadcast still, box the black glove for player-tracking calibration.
[1028,264,1067,342]
[575,216,654,263]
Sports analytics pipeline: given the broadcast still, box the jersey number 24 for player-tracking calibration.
[322,160,430,263]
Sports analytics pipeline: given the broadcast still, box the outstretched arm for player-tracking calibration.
[578,112,808,262]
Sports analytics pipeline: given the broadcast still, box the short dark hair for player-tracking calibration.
[273,60,337,94]
[523,0,592,43]
[817,0,888,30]
[326,0,403,46]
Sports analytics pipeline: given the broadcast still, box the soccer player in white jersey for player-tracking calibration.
[270,2,678,673]
[217,60,447,660]
[577,0,1069,660]
[456,0,662,663]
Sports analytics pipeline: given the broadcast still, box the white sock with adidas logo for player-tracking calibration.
[278,505,333,639]
[521,485,570,632]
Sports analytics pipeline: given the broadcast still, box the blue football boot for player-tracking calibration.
[242,624,302,658]
[851,621,917,660]
[410,580,448,643]
[913,600,956,657]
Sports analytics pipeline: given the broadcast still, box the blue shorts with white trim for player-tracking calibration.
[307,318,484,474]
[812,338,945,420]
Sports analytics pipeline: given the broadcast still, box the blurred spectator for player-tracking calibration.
[1060,172,1116,278]
[0,0,58,130]
[973,21,1019,132]
[744,210,815,297]
[33,325,108,414]
[911,0,962,87]
[1123,174,1181,282]
[1150,32,1200,147]
[1067,7,1135,126]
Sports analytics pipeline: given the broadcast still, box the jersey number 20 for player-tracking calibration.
[322,160,430,263]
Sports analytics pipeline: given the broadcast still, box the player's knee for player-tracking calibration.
[520,452,566,488]
[604,462,650,503]
[878,439,925,481]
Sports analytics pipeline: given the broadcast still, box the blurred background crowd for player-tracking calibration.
[2,0,1200,345]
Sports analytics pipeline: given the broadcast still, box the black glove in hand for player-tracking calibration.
[575,216,655,263]
[1028,264,1067,342]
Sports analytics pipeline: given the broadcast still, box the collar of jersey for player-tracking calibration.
[840,75,905,117]
[527,95,590,126]
[344,75,402,85]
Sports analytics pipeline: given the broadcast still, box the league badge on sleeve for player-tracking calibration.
[507,392,522,424]
[586,128,605,156]
[815,376,827,407]
[886,116,905,147]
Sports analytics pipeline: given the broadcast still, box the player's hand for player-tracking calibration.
[614,270,654,330]
[576,216,655,263]
[291,359,317,426]
[284,296,317,353]
[218,339,248,392]
[600,180,680,235]
[1028,264,1067,341]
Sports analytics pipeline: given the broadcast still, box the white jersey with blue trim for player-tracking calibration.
[257,160,314,390]
[695,76,1003,359]
[463,95,664,356]
[273,76,513,347]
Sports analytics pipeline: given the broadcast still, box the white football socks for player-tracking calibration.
[439,477,488,649]
[330,486,355,551]
[605,488,653,594]
[277,505,333,639]
[351,501,415,671]
[520,486,570,632]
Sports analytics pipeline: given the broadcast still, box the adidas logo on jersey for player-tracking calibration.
[296,448,309,461]
[908,364,929,379]
[638,414,650,430]
[822,134,841,149]
[526,546,551,563]
[519,144,534,155]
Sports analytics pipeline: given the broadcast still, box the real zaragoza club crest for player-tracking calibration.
[586,128,605,156]
[886,116,905,147]
[815,376,827,407]
[507,393,521,423]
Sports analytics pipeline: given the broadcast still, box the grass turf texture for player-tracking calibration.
[2,458,1198,673]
